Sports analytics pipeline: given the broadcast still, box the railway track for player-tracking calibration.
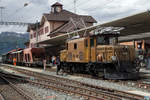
[0,72,34,100]
[3,66,146,100]
[36,65,150,91]
[104,79,150,91]
[0,93,5,100]
[64,70,150,92]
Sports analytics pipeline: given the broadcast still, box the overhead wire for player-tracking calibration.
[76,0,93,8]
[81,0,114,11]
[67,0,114,13]
[70,0,115,24]
[7,1,31,22]
[67,0,86,11]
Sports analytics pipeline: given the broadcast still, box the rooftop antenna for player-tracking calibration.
[57,0,61,2]
[36,20,39,47]
[74,0,77,13]
[0,6,5,22]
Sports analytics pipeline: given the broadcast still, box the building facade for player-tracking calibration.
[27,2,97,48]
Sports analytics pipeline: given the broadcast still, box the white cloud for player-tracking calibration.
[0,0,149,32]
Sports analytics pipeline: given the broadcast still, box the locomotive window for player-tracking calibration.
[109,37,118,45]
[97,36,109,45]
[137,43,142,49]
[85,39,88,47]
[90,38,94,47]
[66,43,68,50]
[74,43,77,49]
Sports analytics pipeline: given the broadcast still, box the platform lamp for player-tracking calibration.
[36,20,39,47]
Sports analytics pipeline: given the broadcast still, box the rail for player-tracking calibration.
[0,93,5,100]
[3,66,145,100]
[0,73,34,100]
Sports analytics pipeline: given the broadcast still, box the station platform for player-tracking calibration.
[1,64,56,73]
[126,90,150,98]
[0,64,33,79]
[140,68,150,80]
[1,64,150,98]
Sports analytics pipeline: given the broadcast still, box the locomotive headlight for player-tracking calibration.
[111,56,117,61]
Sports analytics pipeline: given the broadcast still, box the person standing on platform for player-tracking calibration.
[52,56,56,66]
[13,58,17,66]
[56,56,61,75]
[43,58,47,71]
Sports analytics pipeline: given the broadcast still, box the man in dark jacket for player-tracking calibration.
[56,56,61,75]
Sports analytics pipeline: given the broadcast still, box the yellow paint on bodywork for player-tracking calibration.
[60,37,135,63]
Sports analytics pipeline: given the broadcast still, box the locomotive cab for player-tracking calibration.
[94,35,137,79]
[60,29,139,79]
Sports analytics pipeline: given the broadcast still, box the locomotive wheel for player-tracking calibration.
[71,66,76,73]
[88,64,96,76]
[70,65,74,74]
[25,63,28,67]
[27,64,29,67]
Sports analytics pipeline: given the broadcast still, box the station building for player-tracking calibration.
[26,2,97,61]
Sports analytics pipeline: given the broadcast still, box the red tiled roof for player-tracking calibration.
[44,10,97,23]
[7,49,17,54]
[49,18,89,36]
[27,3,96,33]
[7,48,23,54]
[27,22,41,32]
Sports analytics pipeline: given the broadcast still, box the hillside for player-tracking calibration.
[0,32,29,55]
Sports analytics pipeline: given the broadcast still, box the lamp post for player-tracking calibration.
[0,6,5,22]
[36,20,39,47]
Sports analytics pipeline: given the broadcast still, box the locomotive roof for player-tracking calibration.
[67,37,85,43]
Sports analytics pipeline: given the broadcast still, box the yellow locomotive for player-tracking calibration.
[60,27,139,79]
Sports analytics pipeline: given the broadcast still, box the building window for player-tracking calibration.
[90,38,94,47]
[41,28,44,34]
[85,39,88,47]
[45,26,49,33]
[74,43,77,50]
[38,28,43,35]
[31,43,34,48]
[30,34,32,39]
[32,43,34,48]
[34,32,36,38]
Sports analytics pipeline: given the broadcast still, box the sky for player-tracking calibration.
[0,0,149,33]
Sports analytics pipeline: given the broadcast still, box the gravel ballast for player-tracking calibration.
[1,64,150,98]
[18,83,84,100]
